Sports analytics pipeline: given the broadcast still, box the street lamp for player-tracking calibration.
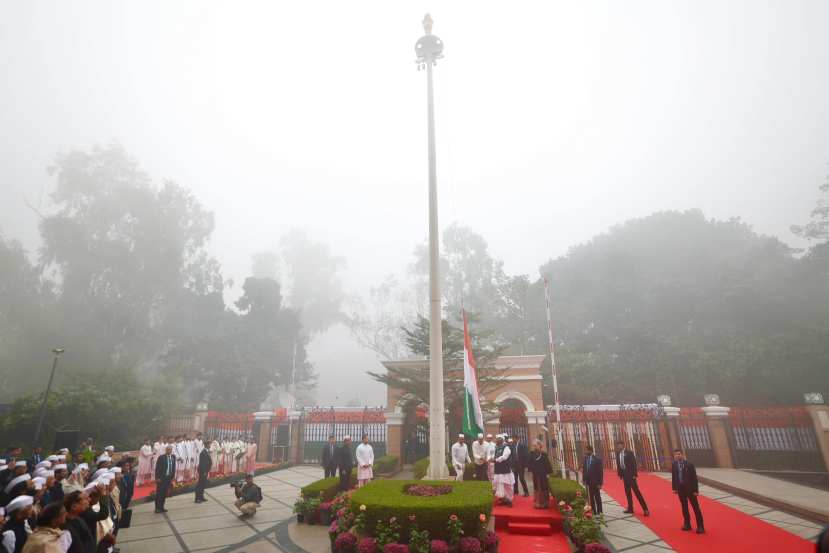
[33,348,64,446]
[415,14,448,480]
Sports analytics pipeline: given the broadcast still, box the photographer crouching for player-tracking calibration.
[232,474,262,518]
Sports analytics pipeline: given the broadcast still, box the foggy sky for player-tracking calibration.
[2,1,828,406]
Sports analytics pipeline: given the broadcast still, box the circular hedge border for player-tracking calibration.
[350,479,493,542]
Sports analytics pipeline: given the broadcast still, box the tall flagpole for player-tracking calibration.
[544,278,566,478]
[416,14,448,479]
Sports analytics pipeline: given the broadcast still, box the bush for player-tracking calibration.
[374,455,399,474]
[411,458,474,481]
[302,470,357,501]
[350,480,492,542]
[548,476,585,504]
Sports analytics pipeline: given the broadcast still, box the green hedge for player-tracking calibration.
[373,455,399,474]
[301,469,357,501]
[412,458,475,480]
[548,476,585,504]
[350,480,492,541]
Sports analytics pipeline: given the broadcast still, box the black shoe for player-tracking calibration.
[644,510,650,517]
[681,525,692,531]
[696,527,705,534]
[522,493,529,497]
[623,509,634,514]
[154,509,164,514]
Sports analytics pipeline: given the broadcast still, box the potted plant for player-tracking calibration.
[320,501,333,525]
[481,531,498,553]
[293,497,307,523]
[305,497,322,525]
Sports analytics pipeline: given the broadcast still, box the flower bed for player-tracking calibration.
[349,480,492,543]
[553,480,606,551]
[548,476,585,504]
[412,458,474,481]
[300,469,358,501]
[403,484,452,497]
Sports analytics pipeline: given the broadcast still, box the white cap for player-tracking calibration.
[97,454,111,464]
[78,463,89,471]
[0,459,5,464]
[110,467,122,474]
[92,468,109,479]
[5,495,33,513]
[104,446,114,452]
[0,507,4,517]
[33,469,48,478]
[486,434,493,438]
[53,464,67,471]
[4,474,31,494]
[56,455,66,461]
[32,477,46,490]
[46,455,59,462]
[59,448,69,454]
[477,433,484,439]
[0,465,8,472]
[14,461,27,468]
[458,433,465,438]
[83,482,99,492]
[35,461,51,470]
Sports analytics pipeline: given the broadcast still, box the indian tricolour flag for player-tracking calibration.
[461,310,484,438]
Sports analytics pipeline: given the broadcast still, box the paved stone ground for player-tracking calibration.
[600,473,824,552]
[118,465,324,553]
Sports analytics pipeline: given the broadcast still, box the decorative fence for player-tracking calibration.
[729,406,823,471]
[300,407,386,464]
[677,408,716,468]
[204,412,254,442]
[553,404,665,473]
[165,414,195,435]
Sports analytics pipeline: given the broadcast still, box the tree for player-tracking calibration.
[792,174,829,241]
[347,275,416,360]
[367,315,507,427]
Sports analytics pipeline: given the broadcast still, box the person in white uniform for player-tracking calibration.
[485,434,496,481]
[491,434,515,506]
[354,434,374,488]
[472,433,489,481]
[451,434,471,481]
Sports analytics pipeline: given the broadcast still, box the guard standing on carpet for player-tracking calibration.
[511,434,529,497]
[581,445,603,514]
[671,449,704,534]
[194,443,212,503]
[615,440,650,516]
[154,445,176,513]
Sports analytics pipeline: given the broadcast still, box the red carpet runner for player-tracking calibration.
[493,495,571,553]
[601,471,814,553]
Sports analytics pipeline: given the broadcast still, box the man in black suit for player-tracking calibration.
[336,436,353,492]
[615,440,650,516]
[154,445,176,513]
[671,449,704,534]
[511,435,529,497]
[194,442,213,503]
[581,445,603,514]
[321,435,337,478]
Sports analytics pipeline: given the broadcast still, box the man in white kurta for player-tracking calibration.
[137,439,154,486]
[355,435,374,488]
[491,434,515,505]
[451,435,471,481]
[472,433,489,481]
[485,434,496,481]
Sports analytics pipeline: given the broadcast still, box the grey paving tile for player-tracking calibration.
[173,512,248,534]
[118,535,183,553]
[180,526,256,550]
[117,521,173,542]
[602,535,643,550]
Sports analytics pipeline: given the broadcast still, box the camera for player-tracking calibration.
[229,480,244,489]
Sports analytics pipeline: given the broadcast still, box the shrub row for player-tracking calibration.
[373,455,399,474]
[301,469,357,501]
[412,458,475,481]
[548,476,585,504]
[350,479,493,542]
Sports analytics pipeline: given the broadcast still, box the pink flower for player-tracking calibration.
[408,514,416,522]
[449,514,459,521]
[479,513,486,522]
[389,516,396,524]
[575,491,582,497]
[558,501,565,507]
[430,540,450,553]
[458,537,482,553]
[585,511,593,519]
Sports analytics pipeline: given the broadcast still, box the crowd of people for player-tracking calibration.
[135,434,258,487]
[0,442,136,553]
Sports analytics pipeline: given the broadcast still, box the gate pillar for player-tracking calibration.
[702,405,735,468]
[385,411,404,469]
[804,394,829,471]
[253,411,274,463]
[289,410,303,465]
[661,406,681,468]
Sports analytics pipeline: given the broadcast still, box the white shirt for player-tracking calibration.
[485,441,496,461]
[472,440,488,464]
[451,442,471,466]
[495,444,511,463]
[355,443,374,467]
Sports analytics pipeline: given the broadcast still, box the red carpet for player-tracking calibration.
[131,463,276,500]
[493,495,570,552]
[601,470,814,553]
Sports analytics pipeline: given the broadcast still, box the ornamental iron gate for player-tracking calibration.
[204,412,255,442]
[554,404,665,473]
[500,402,529,447]
[301,407,386,464]
[677,408,716,467]
[729,406,824,471]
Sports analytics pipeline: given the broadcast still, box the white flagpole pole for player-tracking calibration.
[544,277,567,478]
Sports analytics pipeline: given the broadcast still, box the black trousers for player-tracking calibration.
[513,467,529,495]
[622,475,648,511]
[474,463,488,481]
[587,484,603,514]
[195,471,208,501]
[155,477,172,511]
[678,491,704,528]
[339,467,351,491]
[324,465,337,478]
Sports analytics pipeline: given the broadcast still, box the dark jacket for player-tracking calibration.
[336,445,353,471]
[118,472,134,510]
[582,454,604,487]
[671,459,699,494]
[65,517,96,553]
[198,449,212,476]
[527,451,553,478]
[40,481,64,506]
[494,444,512,475]
[154,454,177,481]
[616,449,638,480]
[237,483,262,504]
[2,519,28,553]
[81,500,109,539]
[321,442,337,468]
[512,442,529,469]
